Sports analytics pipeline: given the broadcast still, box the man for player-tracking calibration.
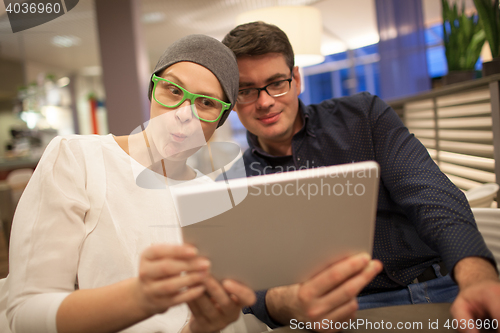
[221,21,500,332]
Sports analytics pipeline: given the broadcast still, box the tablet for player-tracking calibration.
[173,161,380,290]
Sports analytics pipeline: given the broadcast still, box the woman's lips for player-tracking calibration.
[257,112,281,125]
[171,133,187,142]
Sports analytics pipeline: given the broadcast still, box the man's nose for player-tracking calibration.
[175,100,193,123]
[255,89,275,109]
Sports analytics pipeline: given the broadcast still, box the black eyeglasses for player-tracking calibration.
[237,74,293,104]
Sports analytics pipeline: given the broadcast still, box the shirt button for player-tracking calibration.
[297,157,301,161]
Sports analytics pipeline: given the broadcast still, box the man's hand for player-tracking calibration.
[451,257,500,333]
[183,277,256,333]
[266,252,383,332]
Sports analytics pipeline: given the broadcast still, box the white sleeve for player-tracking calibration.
[7,137,90,333]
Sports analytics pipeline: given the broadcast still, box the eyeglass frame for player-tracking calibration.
[151,74,231,123]
[237,73,294,104]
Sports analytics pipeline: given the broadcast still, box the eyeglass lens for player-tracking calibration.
[155,80,223,121]
[238,79,291,104]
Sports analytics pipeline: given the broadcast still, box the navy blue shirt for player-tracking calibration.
[224,92,495,327]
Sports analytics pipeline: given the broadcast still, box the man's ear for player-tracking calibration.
[292,66,301,95]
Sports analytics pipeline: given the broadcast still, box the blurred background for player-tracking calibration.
[0,0,489,161]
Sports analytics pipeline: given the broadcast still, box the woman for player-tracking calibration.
[1,35,255,333]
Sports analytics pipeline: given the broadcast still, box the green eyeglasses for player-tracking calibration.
[151,74,231,123]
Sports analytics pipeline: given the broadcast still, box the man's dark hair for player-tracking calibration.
[222,21,295,71]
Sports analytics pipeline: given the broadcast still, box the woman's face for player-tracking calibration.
[147,61,226,161]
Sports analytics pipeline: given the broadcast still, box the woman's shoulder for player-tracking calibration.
[47,134,113,146]
[37,134,113,173]
[43,134,114,156]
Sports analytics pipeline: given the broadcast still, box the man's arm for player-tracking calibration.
[363,93,500,330]
[451,256,500,333]
[264,253,382,330]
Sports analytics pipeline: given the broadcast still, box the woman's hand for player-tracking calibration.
[183,278,257,333]
[134,244,210,316]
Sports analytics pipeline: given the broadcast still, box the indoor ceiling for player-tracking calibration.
[0,0,477,76]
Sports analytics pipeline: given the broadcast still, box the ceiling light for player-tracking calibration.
[142,12,165,24]
[347,33,379,50]
[236,6,325,67]
[51,35,81,48]
[57,77,70,87]
[321,42,348,56]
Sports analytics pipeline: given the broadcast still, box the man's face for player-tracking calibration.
[234,53,302,144]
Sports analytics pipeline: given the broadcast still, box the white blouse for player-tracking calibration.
[1,134,213,333]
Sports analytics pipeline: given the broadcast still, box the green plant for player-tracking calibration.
[442,0,486,70]
[45,73,56,82]
[473,0,500,58]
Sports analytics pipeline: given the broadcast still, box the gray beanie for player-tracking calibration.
[148,34,239,128]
